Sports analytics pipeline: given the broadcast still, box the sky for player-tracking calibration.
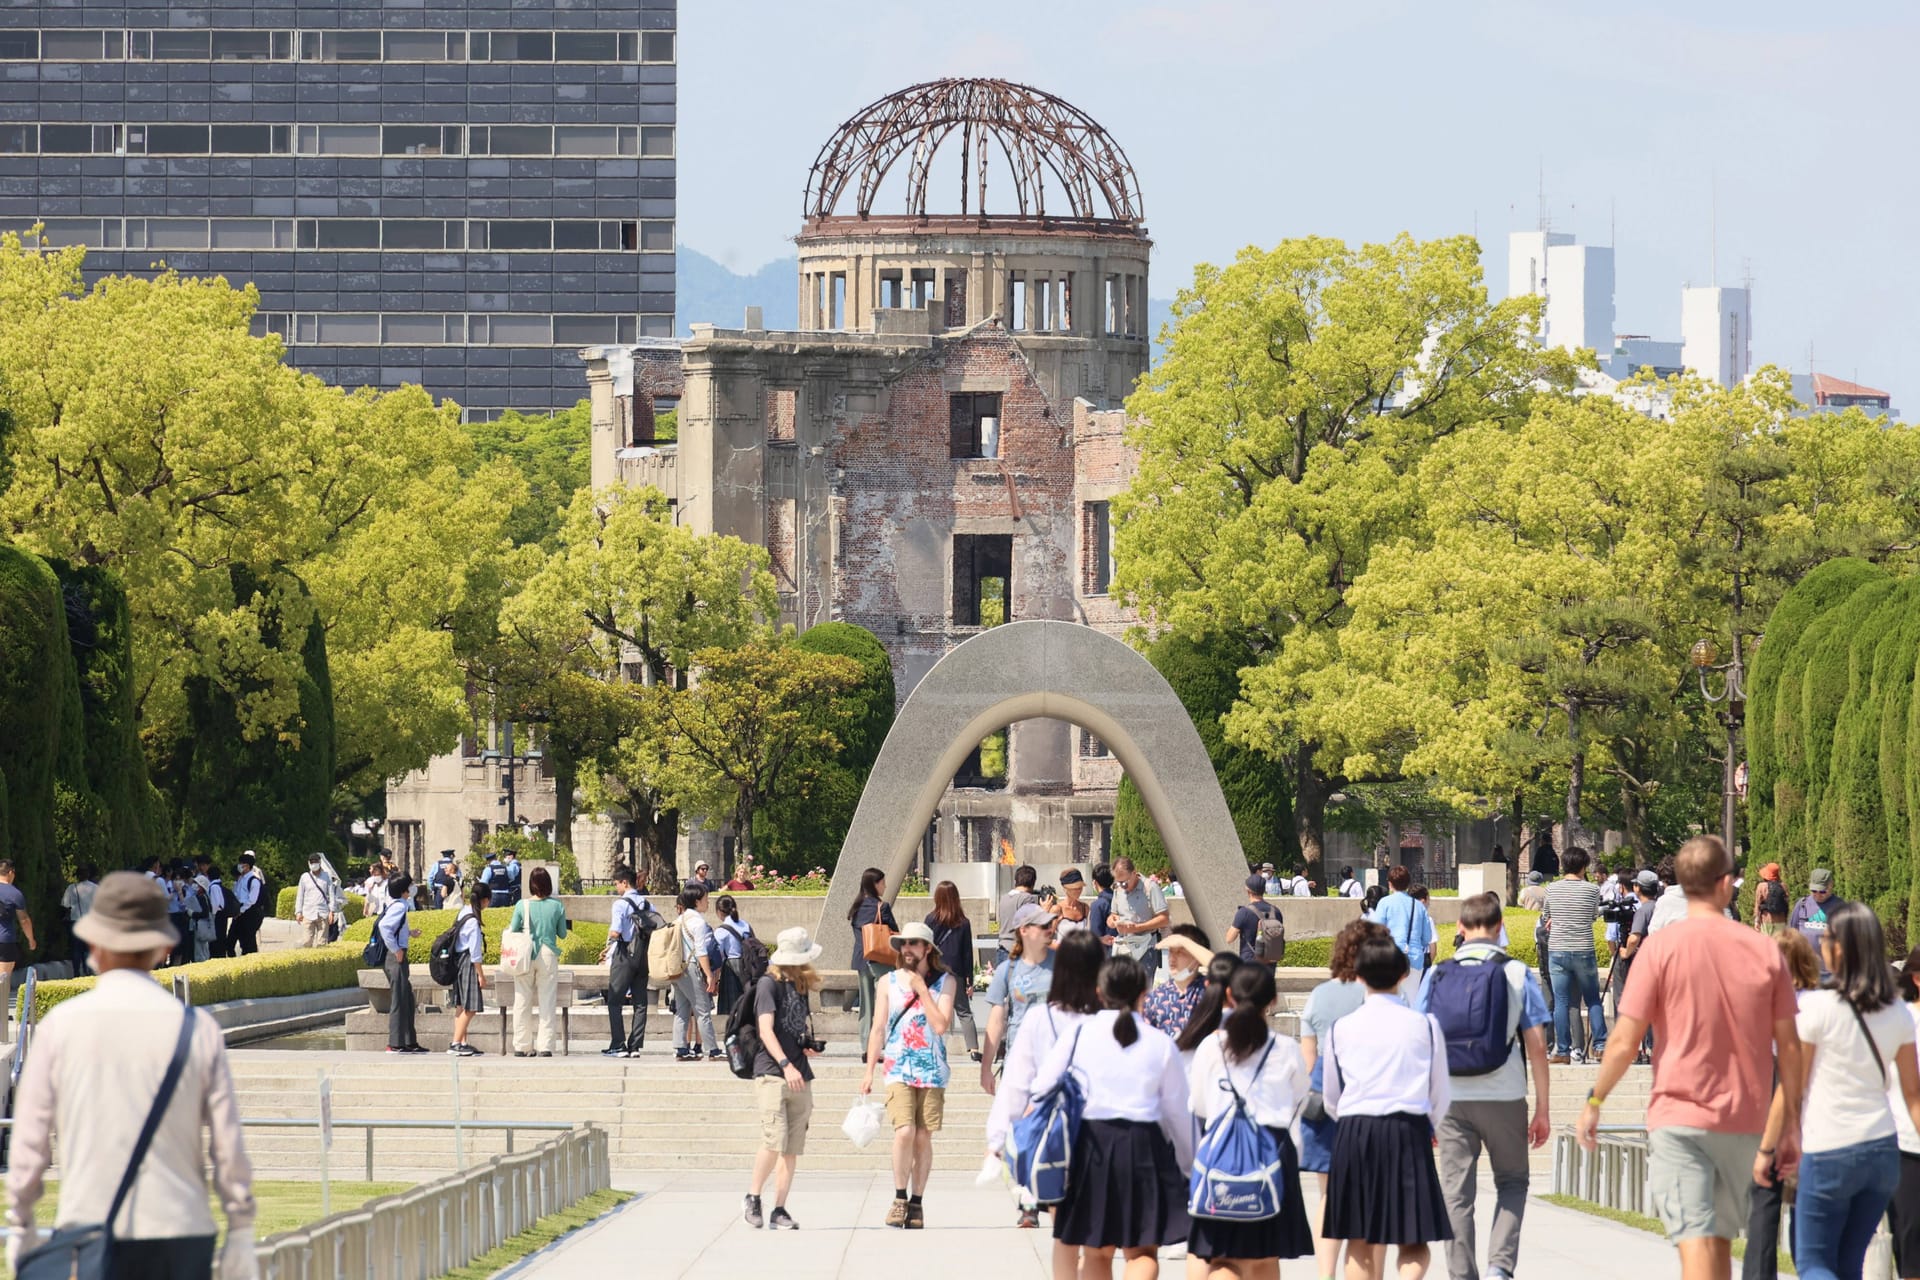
[678,0,1918,413]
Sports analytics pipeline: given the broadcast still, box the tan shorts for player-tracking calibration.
[885,1083,945,1133]
[754,1075,814,1155]
[1649,1126,1761,1242]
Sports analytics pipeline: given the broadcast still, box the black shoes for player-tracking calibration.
[769,1207,797,1230]
[743,1194,763,1228]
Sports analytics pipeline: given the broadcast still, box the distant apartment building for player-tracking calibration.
[0,1,676,419]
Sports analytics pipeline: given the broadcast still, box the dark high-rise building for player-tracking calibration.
[0,2,676,420]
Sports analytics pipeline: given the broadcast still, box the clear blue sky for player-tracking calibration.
[680,0,1916,412]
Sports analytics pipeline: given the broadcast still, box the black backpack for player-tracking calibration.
[720,924,770,986]
[428,911,469,986]
[723,984,763,1079]
[1758,880,1790,920]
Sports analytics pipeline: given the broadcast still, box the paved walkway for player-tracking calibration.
[513,1167,1678,1279]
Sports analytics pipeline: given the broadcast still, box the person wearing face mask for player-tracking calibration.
[295,855,337,949]
[1144,924,1212,1040]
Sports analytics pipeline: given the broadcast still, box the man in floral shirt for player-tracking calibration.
[860,923,957,1231]
[1143,925,1212,1039]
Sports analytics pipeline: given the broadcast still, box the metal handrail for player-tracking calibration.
[256,1123,612,1280]
[1550,1125,1649,1216]
[0,1117,577,1181]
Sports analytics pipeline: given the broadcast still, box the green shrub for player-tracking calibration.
[1276,909,1604,969]
[339,907,607,965]
[20,942,363,1022]
[274,886,365,924]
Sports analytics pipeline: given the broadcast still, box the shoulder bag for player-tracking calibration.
[1844,996,1888,1085]
[499,901,535,978]
[17,1010,196,1280]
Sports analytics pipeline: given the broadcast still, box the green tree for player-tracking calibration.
[463,401,591,548]
[1110,631,1293,876]
[644,641,864,873]
[504,485,778,887]
[1115,233,1577,880]
[0,542,83,939]
[754,622,896,876]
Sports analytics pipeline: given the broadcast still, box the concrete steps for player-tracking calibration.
[221,1049,1649,1176]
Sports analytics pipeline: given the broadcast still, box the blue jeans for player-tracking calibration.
[1549,949,1607,1055]
[1794,1136,1901,1280]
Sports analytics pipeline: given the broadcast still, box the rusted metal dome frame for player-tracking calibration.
[803,78,1144,227]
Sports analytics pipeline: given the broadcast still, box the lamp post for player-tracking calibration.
[1691,635,1746,856]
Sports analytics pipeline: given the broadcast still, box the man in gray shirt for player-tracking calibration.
[1109,856,1170,978]
[995,864,1038,965]
[1542,847,1606,1064]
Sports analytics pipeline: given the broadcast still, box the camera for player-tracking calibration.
[802,1037,828,1054]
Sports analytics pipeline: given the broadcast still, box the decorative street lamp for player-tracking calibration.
[1692,633,1746,857]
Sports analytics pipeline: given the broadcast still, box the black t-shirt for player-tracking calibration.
[752,976,814,1082]
[1231,901,1274,962]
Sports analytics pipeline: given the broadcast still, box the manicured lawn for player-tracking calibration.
[437,1188,633,1280]
[3,1182,410,1276]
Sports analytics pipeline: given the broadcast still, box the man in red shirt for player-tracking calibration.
[1577,835,1803,1280]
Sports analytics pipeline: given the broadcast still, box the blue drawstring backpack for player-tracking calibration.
[1188,1038,1286,1221]
[1006,1025,1086,1206]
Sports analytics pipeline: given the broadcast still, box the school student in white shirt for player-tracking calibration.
[1185,963,1315,1270]
[447,884,489,1056]
[983,930,1104,1229]
[1029,954,1192,1274]
[1323,933,1454,1279]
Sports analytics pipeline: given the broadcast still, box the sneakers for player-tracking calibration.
[675,1050,699,1063]
[403,1045,430,1055]
[1572,1049,1590,1065]
[1016,1208,1039,1229]
[601,1047,628,1058]
[1546,1053,1571,1066]
[707,1050,726,1062]
[905,1201,924,1230]
[743,1194,764,1229]
[448,1043,482,1057]
[768,1207,797,1230]
[885,1198,909,1229]
[538,1051,553,1058]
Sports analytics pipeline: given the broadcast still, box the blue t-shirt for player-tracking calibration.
[1413,941,1550,1101]
[0,883,24,943]
[1087,891,1114,947]
[985,952,1054,1044]
[1370,891,1435,971]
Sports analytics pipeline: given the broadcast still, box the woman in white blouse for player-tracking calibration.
[1322,933,1453,1279]
[1186,963,1315,1276]
[1030,953,1192,1278]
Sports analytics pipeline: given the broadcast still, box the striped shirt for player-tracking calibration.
[1543,878,1601,953]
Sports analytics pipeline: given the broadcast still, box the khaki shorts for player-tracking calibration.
[884,1083,945,1133]
[754,1075,814,1155]
[1648,1126,1761,1242]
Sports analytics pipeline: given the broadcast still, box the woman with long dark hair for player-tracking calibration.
[1186,963,1315,1274]
[1323,934,1452,1278]
[1173,952,1240,1061]
[985,929,1104,1229]
[1791,900,1920,1280]
[1887,944,1920,1280]
[714,893,756,1013]
[1030,953,1191,1276]
[925,881,980,1061]
[860,922,956,1230]
[849,867,899,1057]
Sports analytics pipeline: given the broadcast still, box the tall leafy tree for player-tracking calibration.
[1115,234,1576,879]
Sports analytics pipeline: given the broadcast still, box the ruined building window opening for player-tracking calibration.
[1035,276,1053,333]
[1126,276,1142,340]
[879,271,903,309]
[1072,816,1113,864]
[767,387,798,442]
[1059,273,1074,331]
[949,391,1002,460]
[469,820,489,851]
[1010,274,1027,332]
[1079,729,1111,759]
[912,268,937,310]
[1083,500,1113,595]
[830,273,846,330]
[959,814,1013,858]
[768,497,798,593]
[1105,275,1120,336]
[951,533,1012,628]
[945,271,967,327]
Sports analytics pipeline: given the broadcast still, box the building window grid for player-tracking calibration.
[0,124,655,159]
[252,311,649,348]
[13,217,666,255]
[0,29,675,65]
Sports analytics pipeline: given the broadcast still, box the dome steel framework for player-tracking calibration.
[803,78,1144,227]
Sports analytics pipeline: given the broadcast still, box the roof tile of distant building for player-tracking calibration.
[1812,372,1891,405]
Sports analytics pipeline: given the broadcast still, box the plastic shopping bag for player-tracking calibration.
[842,1098,886,1149]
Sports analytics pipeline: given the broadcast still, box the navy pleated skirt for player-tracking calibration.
[1321,1112,1452,1246]
[1055,1118,1190,1250]
[1188,1128,1316,1262]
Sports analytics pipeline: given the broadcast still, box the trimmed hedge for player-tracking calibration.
[339,907,608,965]
[1276,910,1604,969]
[274,886,366,925]
[19,942,363,1023]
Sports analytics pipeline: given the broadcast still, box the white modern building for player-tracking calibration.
[1681,286,1753,389]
